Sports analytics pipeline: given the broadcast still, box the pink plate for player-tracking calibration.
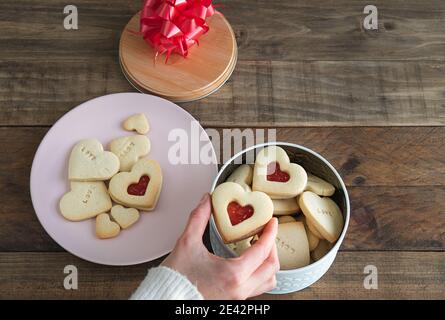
[30,93,217,265]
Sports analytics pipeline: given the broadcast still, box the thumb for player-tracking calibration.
[183,193,212,240]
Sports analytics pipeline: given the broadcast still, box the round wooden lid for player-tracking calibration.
[119,11,237,102]
[120,50,237,102]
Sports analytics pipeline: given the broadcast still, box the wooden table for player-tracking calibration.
[1,0,444,299]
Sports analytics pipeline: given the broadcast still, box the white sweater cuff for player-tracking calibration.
[130,266,204,300]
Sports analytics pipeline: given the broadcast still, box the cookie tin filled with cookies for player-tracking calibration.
[209,142,350,294]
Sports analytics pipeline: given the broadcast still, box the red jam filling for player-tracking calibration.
[266,162,290,182]
[127,175,150,196]
[227,201,254,226]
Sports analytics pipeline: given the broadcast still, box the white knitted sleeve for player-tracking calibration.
[130,266,204,300]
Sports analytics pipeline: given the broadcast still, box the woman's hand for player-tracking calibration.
[162,193,280,300]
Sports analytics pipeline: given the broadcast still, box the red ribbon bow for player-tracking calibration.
[140,0,215,63]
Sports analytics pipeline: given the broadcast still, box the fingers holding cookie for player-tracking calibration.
[183,193,212,242]
[243,242,280,297]
[235,218,278,277]
[211,182,274,243]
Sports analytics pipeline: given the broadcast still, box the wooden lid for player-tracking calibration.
[119,11,237,102]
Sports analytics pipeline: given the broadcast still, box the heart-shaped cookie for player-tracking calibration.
[108,158,163,211]
[276,221,310,270]
[306,216,324,239]
[96,213,120,239]
[110,135,151,172]
[299,191,344,243]
[59,181,112,221]
[123,113,150,134]
[292,214,321,249]
[237,183,252,192]
[227,236,253,256]
[272,197,300,216]
[212,182,273,243]
[252,146,307,199]
[311,240,333,262]
[278,215,297,224]
[305,173,336,196]
[68,139,120,181]
[226,164,253,185]
[301,216,320,251]
[226,164,253,192]
[110,205,140,229]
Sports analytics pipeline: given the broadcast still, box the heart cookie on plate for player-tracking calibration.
[252,146,307,199]
[68,139,120,181]
[123,113,150,134]
[59,181,112,221]
[211,182,273,243]
[299,191,344,243]
[110,135,151,172]
[109,158,163,211]
[110,205,140,229]
[96,213,120,239]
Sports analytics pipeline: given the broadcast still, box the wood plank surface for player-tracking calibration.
[218,126,445,186]
[2,60,445,126]
[1,0,444,301]
[0,127,444,252]
[2,126,442,189]
[1,0,444,61]
[2,185,443,252]
[0,251,443,299]
[1,0,445,126]
[256,251,445,300]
